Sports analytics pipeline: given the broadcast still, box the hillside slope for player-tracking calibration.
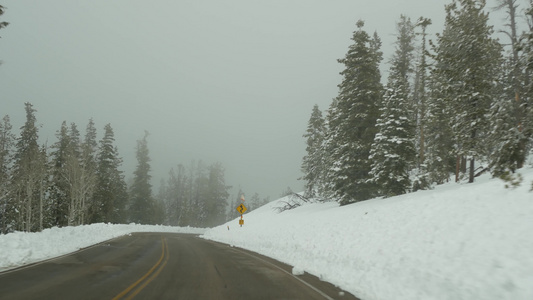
[203,169,533,300]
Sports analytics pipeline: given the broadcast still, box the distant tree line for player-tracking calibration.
[0,103,127,233]
[301,0,533,204]
[0,103,248,233]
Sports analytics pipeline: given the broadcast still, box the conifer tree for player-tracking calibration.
[429,0,502,183]
[49,121,71,226]
[369,15,416,197]
[171,164,188,226]
[301,104,326,198]
[0,115,15,233]
[36,144,49,231]
[91,124,127,223]
[412,17,432,190]
[78,119,98,225]
[519,1,533,164]
[11,103,43,231]
[325,20,383,204]
[129,131,154,224]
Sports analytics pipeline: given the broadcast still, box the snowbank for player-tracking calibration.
[0,223,205,272]
[203,170,533,300]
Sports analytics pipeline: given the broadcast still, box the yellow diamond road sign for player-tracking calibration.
[236,204,247,214]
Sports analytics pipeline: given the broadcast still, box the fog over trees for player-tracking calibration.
[0,104,264,232]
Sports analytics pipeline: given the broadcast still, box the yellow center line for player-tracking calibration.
[125,238,170,300]
[112,237,169,300]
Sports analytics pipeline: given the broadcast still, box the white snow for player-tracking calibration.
[1,169,532,300]
[203,169,533,300]
[0,223,205,272]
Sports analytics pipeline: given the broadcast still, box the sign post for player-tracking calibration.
[236,203,247,227]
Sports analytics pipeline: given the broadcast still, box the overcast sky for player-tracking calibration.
[0,0,525,201]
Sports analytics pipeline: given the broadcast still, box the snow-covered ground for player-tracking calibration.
[203,169,533,300]
[1,169,532,300]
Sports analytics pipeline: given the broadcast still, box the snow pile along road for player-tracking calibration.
[0,223,205,272]
[203,169,533,300]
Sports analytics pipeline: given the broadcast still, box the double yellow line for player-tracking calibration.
[113,237,169,300]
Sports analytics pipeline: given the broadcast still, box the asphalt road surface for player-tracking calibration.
[0,233,360,300]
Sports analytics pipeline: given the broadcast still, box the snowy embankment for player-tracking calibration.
[203,169,533,300]
[0,223,205,272]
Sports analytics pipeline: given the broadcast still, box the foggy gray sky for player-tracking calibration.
[0,0,523,200]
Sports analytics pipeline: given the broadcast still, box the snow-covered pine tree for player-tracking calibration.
[516,1,533,169]
[489,57,526,176]
[301,104,326,198]
[412,17,432,190]
[487,0,529,177]
[369,15,416,197]
[429,0,502,183]
[0,115,15,233]
[425,66,456,184]
[325,20,383,204]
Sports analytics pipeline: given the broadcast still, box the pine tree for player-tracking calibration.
[78,119,98,225]
[412,17,432,190]
[91,124,127,223]
[429,0,502,183]
[0,115,15,233]
[49,121,71,227]
[169,164,189,226]
[35,144,49,231]
[519,2,533,165]
[10,103,43,232]
[369,15,416,197]
[301,104,326,198]
[425,73,456,184]
[129,131,154,224]
[325,20,383,204]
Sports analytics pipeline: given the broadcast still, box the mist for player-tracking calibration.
[0,0,518,200]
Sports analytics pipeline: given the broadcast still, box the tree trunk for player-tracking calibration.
[461,156,467,174]
[469,157,475,183]
[455,155,461,182]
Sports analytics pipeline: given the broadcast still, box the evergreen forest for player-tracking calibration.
[301,0,533,204]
